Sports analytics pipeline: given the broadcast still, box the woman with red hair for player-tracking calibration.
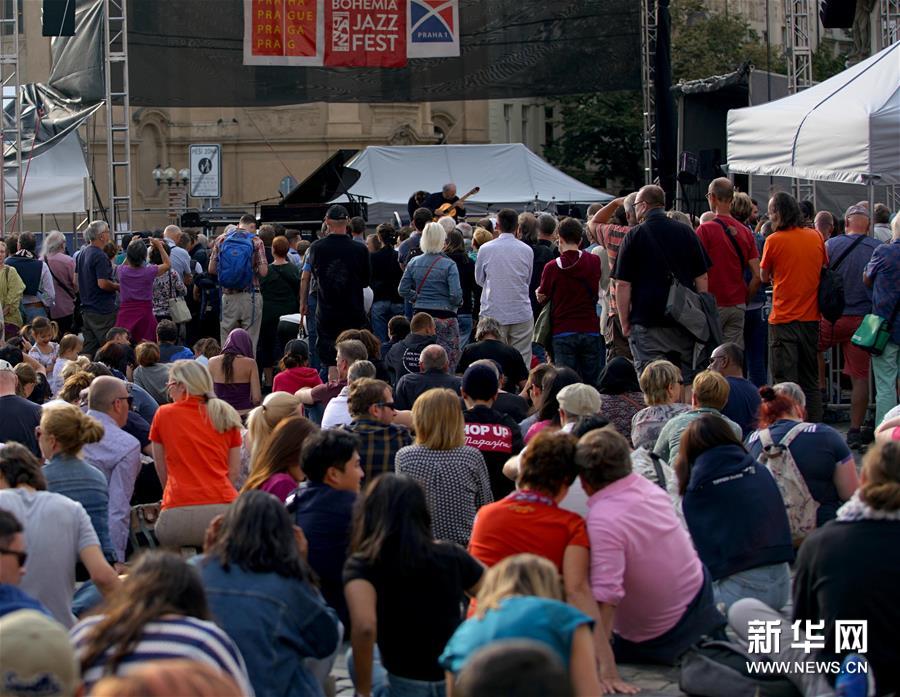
[746,382,858,527]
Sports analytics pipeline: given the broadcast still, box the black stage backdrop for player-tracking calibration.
[118,0,640,106]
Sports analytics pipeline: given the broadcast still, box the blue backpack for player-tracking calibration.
[217,230,255,290]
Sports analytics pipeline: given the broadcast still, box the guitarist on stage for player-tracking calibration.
[425,183,466,220]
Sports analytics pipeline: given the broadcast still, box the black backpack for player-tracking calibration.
[818,234,866,324]
[679,640,800,697]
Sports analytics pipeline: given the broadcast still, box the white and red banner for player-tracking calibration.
[465,423,514,454]
[243,0,459,67]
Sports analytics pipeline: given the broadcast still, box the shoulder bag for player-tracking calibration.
[852,298,900,355]
[166,272,192,324]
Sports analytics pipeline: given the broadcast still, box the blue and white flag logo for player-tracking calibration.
[407,0,460,58]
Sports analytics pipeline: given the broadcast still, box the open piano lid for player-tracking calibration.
[282,148,361,205]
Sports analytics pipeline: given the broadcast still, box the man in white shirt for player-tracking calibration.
[321,360,377,429]
[474,208,535,366]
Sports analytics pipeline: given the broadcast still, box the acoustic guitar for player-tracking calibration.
[433,186,480,220]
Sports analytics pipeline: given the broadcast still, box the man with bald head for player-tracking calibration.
[613,185,710,392]
[83,376,141,562]
[163,225,193,286]
[814,211,835,240]
[394,344,462,410]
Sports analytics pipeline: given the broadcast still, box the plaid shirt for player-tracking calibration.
[345,418,413,481]
[208,229,268,291]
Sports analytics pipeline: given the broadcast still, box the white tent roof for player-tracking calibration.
[727,41,900,186]
[2,130,88,215]
[342,144,612,221]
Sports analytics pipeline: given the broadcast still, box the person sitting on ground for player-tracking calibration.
[729,441,900,697]
[94,340,135,382]
[457,316,529,393]
[200,490,340,697]
[155,320,193,363]
[381,314,410,360]
[208,328,261,416]
[321,360,377,430]
[296,339,368,420]
[653,370,742,464]
[577,428,725,666]
[288,429,363,629]
[132,342,170,406]
[38,404,118,565]
[23,316,59,375]
[462,363,524,501]
[596,356,644,444]
[70,551,252,693]
[518,364,556,437]
[708,342,762,439]
[241,415,316,503]
[394,344,462,411]
[336,328,389,383]
[242,391,303,484]
[523,367,582,443]
[0,609,81,697]
[343,377,412,481]
[82,376,142,563]
[395,388,492,546]
[385,311,437,385]
[344,474,484,697]
[470,358,530,423]
[0,443,120,627]
[88,659,243,697]
[13,362,46,404]
[631,360,690,450]
[192,337,220,367]
[0,359,43,459]
[440,554,603,697]
[149,360,243,550]
[746,383,858,528]
[0,510,47,617]
[272,339,322,394]
[49,334,83,396]
[675,415,794,610]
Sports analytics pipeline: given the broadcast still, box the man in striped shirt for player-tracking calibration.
[588,193,637,361]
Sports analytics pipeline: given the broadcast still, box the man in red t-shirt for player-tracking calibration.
[536,218,603,387]
[695,178,760,348]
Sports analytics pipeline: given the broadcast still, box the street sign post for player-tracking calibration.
[189,144,222,199]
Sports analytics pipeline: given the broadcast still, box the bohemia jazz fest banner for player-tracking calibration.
[243,0,461,67]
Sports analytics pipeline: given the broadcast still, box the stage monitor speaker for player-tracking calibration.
[819,0,857,28]
[699,149,723,180]
[42,0,76,36]
[678,151,699,186]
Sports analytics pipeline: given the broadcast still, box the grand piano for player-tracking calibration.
[181,149,367,237]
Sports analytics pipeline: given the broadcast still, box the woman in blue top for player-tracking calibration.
[398,222,463,371]
[440,553,600,697]
[199,490,340,697]
[675,415,794,611]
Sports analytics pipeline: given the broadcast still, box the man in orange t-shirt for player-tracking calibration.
[760,192,826,421]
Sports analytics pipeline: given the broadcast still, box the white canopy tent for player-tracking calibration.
[727,41,900,188]
[339,144,613,223]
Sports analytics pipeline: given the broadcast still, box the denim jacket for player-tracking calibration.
[198,557,340,697]
[399,253,462,313]
[42,454,116,563]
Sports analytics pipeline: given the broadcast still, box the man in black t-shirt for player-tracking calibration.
[613,185,709,389]
[301,205,371,368]
[456,317,529,392]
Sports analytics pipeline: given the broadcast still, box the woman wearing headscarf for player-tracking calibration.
[597,357,644,443]
[208,328,261,416]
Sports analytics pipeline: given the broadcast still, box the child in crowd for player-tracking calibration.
[49,333,83,396]
[24,317,60,374]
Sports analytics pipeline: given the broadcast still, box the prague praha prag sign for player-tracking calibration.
[243,0,460,67]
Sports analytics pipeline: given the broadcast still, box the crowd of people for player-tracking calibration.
[0,180,898,697]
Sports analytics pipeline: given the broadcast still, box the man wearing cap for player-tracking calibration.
[208,213,269,350]
[300,205,370,369]
[0,609,81,697]
[557,383,604,431]
[0,360,42,458]
[462,363,524,501]
[819,204,882,448]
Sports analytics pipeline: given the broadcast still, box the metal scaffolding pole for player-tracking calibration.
[640,0,658,186]
[881,0,900,48]
[103,0,132,233]
[0,2,23,234]
[784,0,816,206]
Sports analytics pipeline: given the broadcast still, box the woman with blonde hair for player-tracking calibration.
[398,221,463,371]
[149,360,243,549]
[395,388,492,545]
[58,370,93,405]
[631,360,690,450]
[242,391,304,484]
[38,403,117,564]
[241,415,318,502]
[441,554,601,697]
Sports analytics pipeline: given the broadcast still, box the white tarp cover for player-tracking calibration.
[341,144,612,222]
[2,130,88,215]
[727,41,900,186]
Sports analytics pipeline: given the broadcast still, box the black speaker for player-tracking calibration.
[698,149,723,180]
[819,0,857,29]
[42,0,76,36]
[677,151,699,186]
